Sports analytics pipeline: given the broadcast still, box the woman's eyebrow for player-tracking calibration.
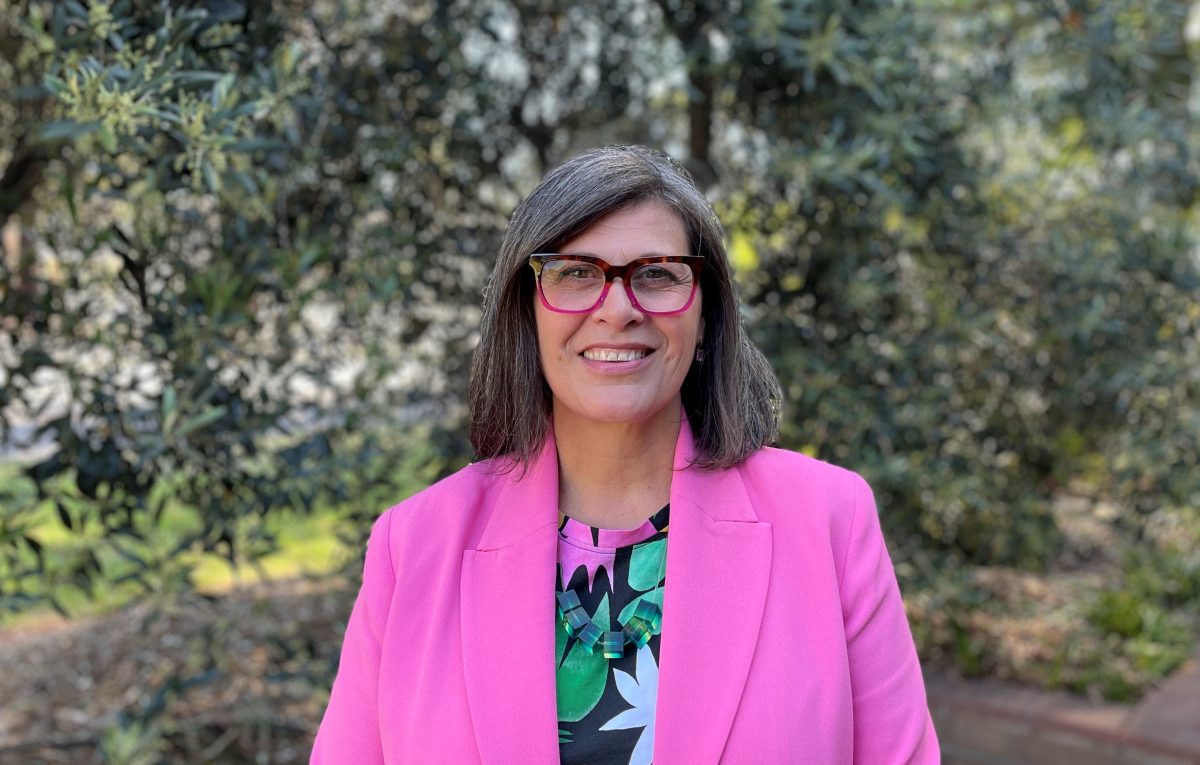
[559,250,679,260]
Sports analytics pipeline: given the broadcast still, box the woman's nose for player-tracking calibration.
[592,277,644,323]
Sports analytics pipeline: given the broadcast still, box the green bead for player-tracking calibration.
[631,599,663,633]
[623,618,653,649]
[556,590,581,619]
[577,621,603,651]
[600,631,624,659]
[563,606,590,637]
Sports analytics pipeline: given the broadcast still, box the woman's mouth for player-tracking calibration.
[581,348,651,362]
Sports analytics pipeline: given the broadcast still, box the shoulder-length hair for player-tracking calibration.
[468,145,781,470]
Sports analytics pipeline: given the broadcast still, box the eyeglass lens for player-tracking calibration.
[539,260,695,313]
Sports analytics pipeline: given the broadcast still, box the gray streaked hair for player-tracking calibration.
[468,145,781,469]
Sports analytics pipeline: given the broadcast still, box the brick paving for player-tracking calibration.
[927,647,1200,765]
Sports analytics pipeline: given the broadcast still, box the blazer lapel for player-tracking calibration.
[654,418,773,764]
[461,437,561,764]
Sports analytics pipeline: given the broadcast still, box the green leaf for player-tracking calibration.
[176,406,228,438]
[135,107,180,124]
[162,387,177,433]
[23,535,45,572]
[229,170,259,195]
[556,594,609,723]
[627,538,666,592]
[62,170,78,224]
[278,41,300,76]
[211,73,236,110]
[56,500,73,530]
[36,120,100,142]
[175,71,228,84]
[202,161,221,193]
[62,0,88,18]
[226,137,288,152]
[98,124,117,153]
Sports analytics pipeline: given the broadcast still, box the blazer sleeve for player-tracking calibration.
[837,473,940,764]
[310,510,395,764]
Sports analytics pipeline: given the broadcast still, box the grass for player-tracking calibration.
[1,426,451,631]
[187,508,350,591]
[0,461,362,630]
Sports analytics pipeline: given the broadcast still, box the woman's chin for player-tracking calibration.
[554,396,680,429]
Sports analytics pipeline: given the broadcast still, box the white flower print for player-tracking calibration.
[599,644,659,765]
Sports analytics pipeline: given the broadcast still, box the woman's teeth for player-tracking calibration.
[583,348,649,362]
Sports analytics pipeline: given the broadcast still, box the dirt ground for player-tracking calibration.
[0,579,353,765]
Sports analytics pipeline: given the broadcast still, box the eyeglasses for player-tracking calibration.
[528,254,704,315]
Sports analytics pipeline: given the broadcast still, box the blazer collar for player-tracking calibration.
[655,416,773,763]
[460,416,772,764]
[475,433,561,551]
[460,432,561,762]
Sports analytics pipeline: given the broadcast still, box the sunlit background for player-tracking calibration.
[1,1,1198,763]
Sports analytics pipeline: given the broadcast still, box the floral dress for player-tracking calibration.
[556,505,669,765]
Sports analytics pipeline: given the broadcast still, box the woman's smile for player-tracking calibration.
[577,345,657,376]
[581,346,651,363]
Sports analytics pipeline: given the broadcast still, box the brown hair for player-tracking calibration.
[468,145,781,469]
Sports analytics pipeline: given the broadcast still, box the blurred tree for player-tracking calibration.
[0,1,1197,730]
[3,0,1198,602]
[0,0,403,612]
[920,0,1199,531]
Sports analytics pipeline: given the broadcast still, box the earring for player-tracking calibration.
[694,347,705,363]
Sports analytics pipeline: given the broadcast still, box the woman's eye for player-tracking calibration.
[561,267,597,279]
[636,266,684,283]
[549,264,602,283]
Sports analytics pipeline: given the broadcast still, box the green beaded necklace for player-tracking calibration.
[555,540,667,660]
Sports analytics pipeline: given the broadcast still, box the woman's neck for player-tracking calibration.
[552,406,682,530]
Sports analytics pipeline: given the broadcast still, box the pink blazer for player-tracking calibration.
[312,419,940,763]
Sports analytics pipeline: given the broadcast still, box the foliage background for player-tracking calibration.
[1,0,1198,761]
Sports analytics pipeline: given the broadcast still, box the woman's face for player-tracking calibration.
[534,201,704,430]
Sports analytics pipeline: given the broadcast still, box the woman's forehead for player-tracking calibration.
[558,201,689,261]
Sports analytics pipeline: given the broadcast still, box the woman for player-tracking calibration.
[312,146,939,763]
